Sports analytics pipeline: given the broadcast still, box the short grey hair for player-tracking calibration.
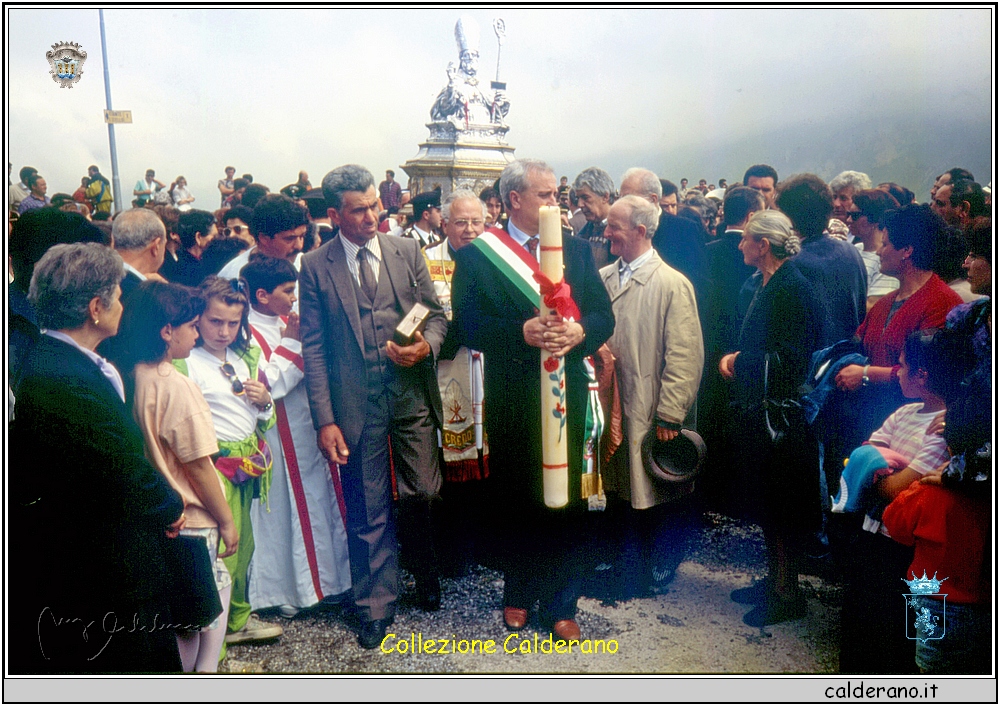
[499,159,554,211]
[684,192,717,221]
[112,208,166,251]
[29,243,124,331]
[745,210,801,259]
[573,167,616,200]
[829,170,872,193]
[615,195,660,237]
[322,164,375,210]
[620,168,662,200]
[442,189,488,221]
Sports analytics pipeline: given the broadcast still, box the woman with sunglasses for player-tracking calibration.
[834,205,963,440]
[175,275,283,653]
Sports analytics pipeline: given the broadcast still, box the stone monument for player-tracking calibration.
[402,15,515,199]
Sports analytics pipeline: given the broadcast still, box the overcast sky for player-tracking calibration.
[7,7,993,209]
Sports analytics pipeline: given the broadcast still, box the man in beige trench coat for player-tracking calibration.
[599,193,704,596]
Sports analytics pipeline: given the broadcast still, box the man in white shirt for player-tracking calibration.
[112,208,167,292]
[9,165,36,213]
[217,194,307,285]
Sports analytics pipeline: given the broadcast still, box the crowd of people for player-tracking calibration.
[7,157,992,676]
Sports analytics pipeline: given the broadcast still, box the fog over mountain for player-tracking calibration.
[567,108,992,198]
[8,8,993,203]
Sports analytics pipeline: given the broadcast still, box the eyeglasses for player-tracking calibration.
[224,225,250,238]
[220,362,245,395]
[450,219,485,229]
[846,211,867,221]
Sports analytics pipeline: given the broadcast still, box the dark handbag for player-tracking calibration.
[762,352,806,445]
[163,534,223,630]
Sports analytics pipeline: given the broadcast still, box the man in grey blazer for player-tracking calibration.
[299,164,447,648]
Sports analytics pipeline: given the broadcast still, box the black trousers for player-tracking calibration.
[491,497,590,624]
[839,528,918,674]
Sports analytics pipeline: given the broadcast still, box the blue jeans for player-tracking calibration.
[912,596,990,674]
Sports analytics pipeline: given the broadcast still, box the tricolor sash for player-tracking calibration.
[469,229,540,309]
[469,228,605,508]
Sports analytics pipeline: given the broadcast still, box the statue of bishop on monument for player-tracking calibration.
[431,15,510,130]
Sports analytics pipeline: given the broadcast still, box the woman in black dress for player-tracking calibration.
[719,210,830,627]
[10,243,185,673]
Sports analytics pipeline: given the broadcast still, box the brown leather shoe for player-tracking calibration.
[552,619,581,641]
[503,607,528,630]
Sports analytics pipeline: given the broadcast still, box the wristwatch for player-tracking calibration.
[257,400,273,412]
[861,364,870,387]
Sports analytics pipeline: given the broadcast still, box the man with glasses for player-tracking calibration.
[450,159,614,642]
[221,205,256,247]
[829,170,872,229]
[423,190,491,575]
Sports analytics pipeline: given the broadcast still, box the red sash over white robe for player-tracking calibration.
[248,310,351,608]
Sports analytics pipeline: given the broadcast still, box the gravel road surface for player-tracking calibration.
[222,510,841,674]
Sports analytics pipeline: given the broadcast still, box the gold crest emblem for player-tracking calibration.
[46,41,87,88]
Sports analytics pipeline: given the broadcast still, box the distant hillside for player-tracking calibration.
[571,111,992,198]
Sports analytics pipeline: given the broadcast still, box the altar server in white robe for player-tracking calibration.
[241,253,351,615]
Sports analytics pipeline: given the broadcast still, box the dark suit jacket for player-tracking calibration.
[791,234,868,345]
[705,230,756,361]
[119,269,143,300]
[96,270,144,362]
[9,335,184,673]
[161,248,205,288]
[651,213,709,308]
[732,260,832,410]
[576,219,611,270]
[451,228,614,508]
[299,233,446,450]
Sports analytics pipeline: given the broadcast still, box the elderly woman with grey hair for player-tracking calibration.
[719,210,831,628]
[9,242,185,674]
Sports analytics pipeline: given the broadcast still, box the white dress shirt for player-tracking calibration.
[340,234,383,286]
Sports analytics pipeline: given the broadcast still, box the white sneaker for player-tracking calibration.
[225,615,283,644]
[278,604,300,618]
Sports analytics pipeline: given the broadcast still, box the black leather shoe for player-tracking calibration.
[357,618,392,650]
[414,575,441,612]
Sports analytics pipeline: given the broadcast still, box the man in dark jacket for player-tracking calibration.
[572,167,616,268]
[451,159,614,641]
[776,174,868,344]
[619,172,709,315]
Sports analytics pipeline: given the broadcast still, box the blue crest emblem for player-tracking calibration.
[902,571,948,643]
[46,41,87,88]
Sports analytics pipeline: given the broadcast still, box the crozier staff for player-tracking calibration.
[451,158,614,642]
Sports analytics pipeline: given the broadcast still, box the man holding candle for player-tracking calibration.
[451,159,615,640]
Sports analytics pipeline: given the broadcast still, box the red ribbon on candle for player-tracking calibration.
[533,271,581,321]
